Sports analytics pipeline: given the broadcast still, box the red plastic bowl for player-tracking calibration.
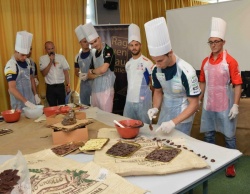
[115,119,143,139]
[43,106,71,117]
[1,109,21,123]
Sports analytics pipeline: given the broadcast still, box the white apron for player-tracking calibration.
[200,51,236,138]
[123,57,152,124]
[156,56,194,134]
[78,52,92,105]
[9,59,35,110]
[91,47,116,112]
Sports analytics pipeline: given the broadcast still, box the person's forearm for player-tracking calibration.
[30,76,37,95]
[199,82,206,101]
[234,84,242,105]
[75,68,80,77]
[152,89,163,110]
[91,63,109,74]
[9,87,27,103]
[64,70,70,85]
[41,62,53,77]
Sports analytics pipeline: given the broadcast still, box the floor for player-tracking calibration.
[190,155,250,194]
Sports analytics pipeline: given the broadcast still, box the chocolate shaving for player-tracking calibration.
[145,148,181,162]
[0,169,20,193]
[106,142,140,157]
[51,143,82,156]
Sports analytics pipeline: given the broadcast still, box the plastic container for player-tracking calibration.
[115,119,143,139]
[23,105,44,119]
[1,109,21,123]
[43,106,70,117]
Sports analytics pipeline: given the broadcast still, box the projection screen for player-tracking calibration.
[167,0,250,71]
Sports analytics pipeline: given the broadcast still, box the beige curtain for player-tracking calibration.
[0,0,86,112]
[119,0,207,59]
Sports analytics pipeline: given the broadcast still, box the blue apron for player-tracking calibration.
[9,58,35,110]
[78,52,92,105]
[156,56,194,135]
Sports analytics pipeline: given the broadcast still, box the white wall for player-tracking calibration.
[167,0,250,71]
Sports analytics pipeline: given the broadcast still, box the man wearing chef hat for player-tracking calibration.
[74,24,92,106]
[123,23,153,124]
[4,31,41,110]
[145,17,201,135]
[199,17,242,177]
[82,22,116,112]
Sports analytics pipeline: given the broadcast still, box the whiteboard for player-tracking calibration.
[167,0,250,71]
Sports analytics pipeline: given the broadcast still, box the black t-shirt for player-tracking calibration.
[90,44,115,71]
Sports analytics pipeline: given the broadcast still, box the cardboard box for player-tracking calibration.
[52,127,88,145]
[46,111,86,125]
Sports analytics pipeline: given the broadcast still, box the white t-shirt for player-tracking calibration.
[125,55,153,102]
[39,54,70,84]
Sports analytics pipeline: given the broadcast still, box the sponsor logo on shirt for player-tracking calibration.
[105,53,111,58]
[191,76,198,83]
[137,63,144,70]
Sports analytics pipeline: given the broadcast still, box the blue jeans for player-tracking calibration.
[204,131,236,149]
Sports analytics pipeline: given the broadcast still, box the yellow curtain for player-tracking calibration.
[119,0,207,59]
[0,0,86,112]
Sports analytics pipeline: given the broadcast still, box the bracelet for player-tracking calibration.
[65,84,70,87]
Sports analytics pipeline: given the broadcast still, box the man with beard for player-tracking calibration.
[123,23,153,124]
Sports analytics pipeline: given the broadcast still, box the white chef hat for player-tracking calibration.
[75,25,85,42]
[210,17,227,40]
[15,31,33,54]
[128,23,141,44]
[144,17,172,57]
[82,22,99,42]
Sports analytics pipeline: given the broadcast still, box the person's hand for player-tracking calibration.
[228,104,239,120]
[147,108,159,120]
[155,120,175,133]
[25,101,36,109]
[34,94,41,104]
[34,78,39,86]
[79,73,88,81]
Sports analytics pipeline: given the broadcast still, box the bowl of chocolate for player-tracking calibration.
[1,109,21,123]
[115,119,143,139]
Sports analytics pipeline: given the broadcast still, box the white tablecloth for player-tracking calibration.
[0,107,242,194]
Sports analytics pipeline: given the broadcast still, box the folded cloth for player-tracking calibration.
[34,114,46,123]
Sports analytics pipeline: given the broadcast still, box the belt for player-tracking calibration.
[47,83,64,87]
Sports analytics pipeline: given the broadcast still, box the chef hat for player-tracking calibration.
[15,31,33,54]
[144,17,172,57]
[82,22,99,42]
[128,23,141,44]
[210,17,227,40]
[75,25,85,42]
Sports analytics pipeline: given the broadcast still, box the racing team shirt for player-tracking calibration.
[126,55,153,102]
[152,60,201,97]
[89,44,115,71]
[39,54,70,85]
[4,57,32,82]
[199,51,242,85]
